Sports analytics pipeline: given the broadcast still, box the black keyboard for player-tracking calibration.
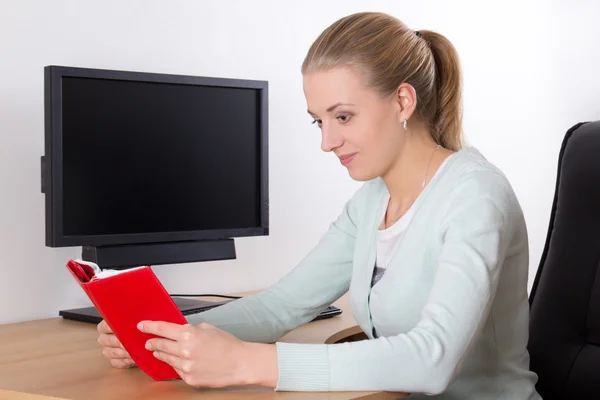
[181,304,342,322]
[58,297,343,325]
[311,305,343,321]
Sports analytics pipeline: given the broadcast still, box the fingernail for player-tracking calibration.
[137,322,144,332]
[145,341,152,350]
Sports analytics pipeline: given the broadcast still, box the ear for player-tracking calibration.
[393,82,418,124]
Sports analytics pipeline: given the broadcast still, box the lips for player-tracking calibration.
[339,153,357,166]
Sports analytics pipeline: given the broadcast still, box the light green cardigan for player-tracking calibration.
[187,147,542,399]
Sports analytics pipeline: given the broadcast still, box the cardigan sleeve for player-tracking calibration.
[184,183,367,344]
[275,172,519,393]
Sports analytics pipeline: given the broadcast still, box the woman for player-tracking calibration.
[98,11,541,399]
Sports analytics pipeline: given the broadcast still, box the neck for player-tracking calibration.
[381,124,451,223]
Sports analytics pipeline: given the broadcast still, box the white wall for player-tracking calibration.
[1,0,599,324]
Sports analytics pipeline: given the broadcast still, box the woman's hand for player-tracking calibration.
[97,320,136,369]
[138,320,278,388]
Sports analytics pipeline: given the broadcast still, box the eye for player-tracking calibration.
[337,115,351,123]
[311,119,323,127]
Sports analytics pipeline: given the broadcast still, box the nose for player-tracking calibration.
[320,123,344,153]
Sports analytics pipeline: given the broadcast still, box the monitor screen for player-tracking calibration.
[44,66,268,247]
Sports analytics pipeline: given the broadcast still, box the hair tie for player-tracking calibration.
[415,30,422,37]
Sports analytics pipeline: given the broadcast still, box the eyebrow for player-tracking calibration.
[307,102,355,116]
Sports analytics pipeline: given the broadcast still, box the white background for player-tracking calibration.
[1,0,599,323]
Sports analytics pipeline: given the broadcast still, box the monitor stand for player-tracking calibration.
[82,239,237,270]
[59,297,231,325]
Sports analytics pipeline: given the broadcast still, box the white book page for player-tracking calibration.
[74,259,146,280]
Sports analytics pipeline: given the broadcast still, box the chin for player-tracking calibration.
[347,167,377,182]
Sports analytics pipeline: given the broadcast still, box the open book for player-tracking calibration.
[66,259,187,381]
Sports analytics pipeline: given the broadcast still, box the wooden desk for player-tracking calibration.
[0,295,407,400]
[0,390,66,400]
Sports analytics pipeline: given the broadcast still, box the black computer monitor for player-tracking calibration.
[42,65,269,269]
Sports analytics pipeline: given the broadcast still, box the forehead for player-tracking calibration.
[303,66,371,110]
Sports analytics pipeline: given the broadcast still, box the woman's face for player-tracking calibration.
[303,66,406,181]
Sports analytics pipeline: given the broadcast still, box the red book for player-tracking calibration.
[65,259,187,381]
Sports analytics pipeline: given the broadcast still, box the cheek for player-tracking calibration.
[360,120,399,158]
[360,126,402,173]
[344,118,380,150]
[341,114,402,177]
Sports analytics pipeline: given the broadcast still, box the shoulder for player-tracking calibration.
[447,147,517,201]
[440,147,523,231]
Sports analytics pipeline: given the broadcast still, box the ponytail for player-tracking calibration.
[419,30,464,151]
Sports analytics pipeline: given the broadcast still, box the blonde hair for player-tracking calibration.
[301,12,464,151]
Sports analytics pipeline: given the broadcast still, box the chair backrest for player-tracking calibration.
[528,120,600,400]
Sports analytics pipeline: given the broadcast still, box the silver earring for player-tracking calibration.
[403,120,407,130]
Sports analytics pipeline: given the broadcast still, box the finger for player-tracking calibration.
[175,368,186,379]
[97,320,113,334]
[153,350,182,371]
[146,338,185,358]
[102,346,130,360]
[138,321,187,341]
[111,358,136,369]
[97,333,124,349]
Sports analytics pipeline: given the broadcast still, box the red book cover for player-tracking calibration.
[65,259,187,381]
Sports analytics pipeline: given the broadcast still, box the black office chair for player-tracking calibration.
[528,120,600,400]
